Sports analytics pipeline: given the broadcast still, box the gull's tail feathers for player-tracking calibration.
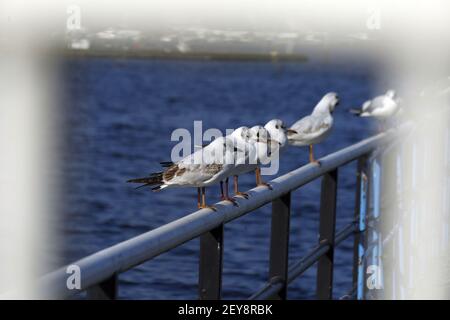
[127,172,164,190]
[160,161,174,168]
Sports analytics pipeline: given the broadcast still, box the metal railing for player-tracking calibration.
[36,127,406,300]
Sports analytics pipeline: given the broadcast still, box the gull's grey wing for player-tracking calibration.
[291,114,331,135]
[290,115,314,134]
[288,114,333,146]
[365,96,386,113]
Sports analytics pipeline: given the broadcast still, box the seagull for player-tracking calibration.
[226,126,257,199]
[127,136,240,210]
[226,125,269,196]
[287,92,339,164]
[349,89,400,121]
[226,119,289,196]
[254,119,289,188]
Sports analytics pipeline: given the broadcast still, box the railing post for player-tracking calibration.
[269,192,291,300]
[353,156,369,300]
[198,224,224,300]
[369,156,383,299]
[86,274,118,299]
[316,169,338,299]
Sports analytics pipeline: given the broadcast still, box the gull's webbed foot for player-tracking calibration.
[257,182,273,190]
[235,191,249,199]
[311,159,322,166]
[221,196,239,207]
[198,204,218,211]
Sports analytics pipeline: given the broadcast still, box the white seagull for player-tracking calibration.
[349,89,400,120]
[127,136,240,210]
[224,119,289,196]
[254,119,289,188]
[225,126,257,199]
[287,92,340,164]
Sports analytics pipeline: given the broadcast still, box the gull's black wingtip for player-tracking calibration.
[127,173,163,186]
[348,108,362,116]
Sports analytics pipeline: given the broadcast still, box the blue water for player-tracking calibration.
[61,58,375,299]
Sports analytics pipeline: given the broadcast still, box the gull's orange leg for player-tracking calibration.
[199,187,217,211]
[255,167,273,190]
[221,178,238,206]
[309,144,321,166]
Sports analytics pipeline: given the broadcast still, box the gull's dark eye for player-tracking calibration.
[257,132,260,138]
[275,125,279,129]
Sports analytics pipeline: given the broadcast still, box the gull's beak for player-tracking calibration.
[335,96,340,106]
[286,129,297,135]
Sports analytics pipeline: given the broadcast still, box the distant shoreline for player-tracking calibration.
[62,49,308,62]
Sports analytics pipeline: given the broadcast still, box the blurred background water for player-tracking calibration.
[59,57,377,299]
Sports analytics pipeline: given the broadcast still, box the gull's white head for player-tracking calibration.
[250,125,270,144]
[264,119,287,147]
[206,136,241,164]
[312,92,340,115]
[386,89,396,99]
[248,125,268,163]
[230,126,254,164]
[230,126,251,144]
[251,125,274,165]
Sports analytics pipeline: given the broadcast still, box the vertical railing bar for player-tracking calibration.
[371,157,383,299]
[363,153,384,300]
[316,168,338,300]
[380,144,396,299]
[268,192,291,300]
[198,224,224,300]
[371,157,384,299]
[86,274,118,300]
[353,155,368,300]
[362,154,376,299]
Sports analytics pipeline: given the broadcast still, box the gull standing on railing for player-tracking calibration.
[225,120,289,197]
[226,126,257,199]
[253,119,290,188]
[227,124,271,196]
[127,136,241,210]
[349,90,401,130]
[287,92,340,164]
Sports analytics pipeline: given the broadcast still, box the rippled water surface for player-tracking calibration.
[61,58,376,299]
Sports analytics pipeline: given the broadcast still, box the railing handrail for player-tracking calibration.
[35,126,407,299]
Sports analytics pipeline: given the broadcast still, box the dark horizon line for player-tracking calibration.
[61,48,309,62]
